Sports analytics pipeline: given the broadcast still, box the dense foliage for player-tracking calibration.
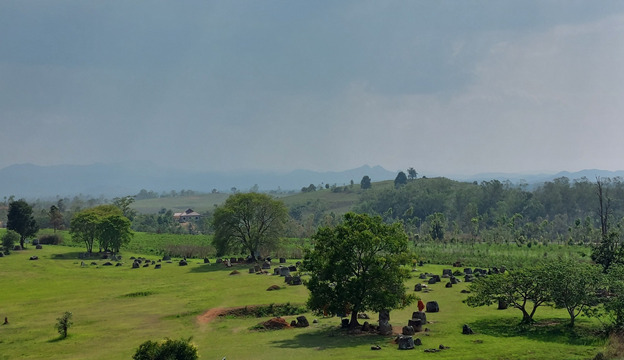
[55,311,73,339]
[133,338,198,360]
[357,176,624,246]
[212,192,288,260]
[304,212,415,328]
[7,199,39,248]
[1,229,19,254]
[70,205,133,253]
[465,260,606,326]
[465,265,551,324]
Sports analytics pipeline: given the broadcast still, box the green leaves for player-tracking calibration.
[304,212,415,327]
[7,199,38,247]
[466,260,606,326]
[212,193,287,259]
[70,205,133,253]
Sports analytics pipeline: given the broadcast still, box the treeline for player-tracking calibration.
[134,189,199,200]
[355,176,624,245]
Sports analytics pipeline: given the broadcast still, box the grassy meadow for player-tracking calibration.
[0,238,608,360]
[130,193,231,214]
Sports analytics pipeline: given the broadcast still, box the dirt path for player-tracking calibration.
[196,307,228,324]
[196,306,261,324]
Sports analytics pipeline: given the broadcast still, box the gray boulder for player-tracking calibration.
[397,336,415,350]
[296,315,309,327]
[412,311,427,324]
[426,301,439,313]
[378,310,392,335]
[402,325,415,335]
[408,318,423,332]
[462,324,474,334]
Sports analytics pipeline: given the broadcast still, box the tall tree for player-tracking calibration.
[303,212,415,329]
[407,167,417,180]
[360,175,372,190]
[70,211,101,253]
[7,199,39,249]
[592,177,623,272]
[49,205,64,233]
[112,196,137,221]
[70,205,132,253]
[98,214,133,253]
[212,193,288,261]
[394,171,408,188]
[544,260,604,327]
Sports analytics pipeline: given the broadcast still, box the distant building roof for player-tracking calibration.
[173,208,202,220]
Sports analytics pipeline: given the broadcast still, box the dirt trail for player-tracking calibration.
[196,307,228,324]
[196,306,260,324]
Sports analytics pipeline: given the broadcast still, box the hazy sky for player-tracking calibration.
[2,1,624,176]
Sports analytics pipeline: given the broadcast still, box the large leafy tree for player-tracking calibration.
[49,205,64,233]
[465,264,551,324]
[360,175,372,190]
[7,199,39,249]
[70,205,133,253]
[544,259,604,327]
[212,192,288,261]
[303,212,415,329]
[394,171,408,188]
[98,214,133,253]
[70,211,100,253]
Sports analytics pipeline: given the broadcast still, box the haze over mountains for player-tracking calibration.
[0,162,622,199]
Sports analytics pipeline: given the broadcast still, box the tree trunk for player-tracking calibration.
[520,309,533,324]
[568,309,576,327]
[349,310,360,329]
[19,236,24,249]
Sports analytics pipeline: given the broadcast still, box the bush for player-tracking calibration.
[2,230,19,254]
[55,311,73,339]
[38,234,63,245]
[133,337,198,360]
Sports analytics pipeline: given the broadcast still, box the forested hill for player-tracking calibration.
[282,175,624,243]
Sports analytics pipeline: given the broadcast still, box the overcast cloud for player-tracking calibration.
[1,1,623,176]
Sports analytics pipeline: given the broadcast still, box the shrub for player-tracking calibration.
[38,234,63,245]
[55,311,73,339]
[133,337,198,360]
[2,230,19,254]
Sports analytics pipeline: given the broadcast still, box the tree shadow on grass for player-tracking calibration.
[268,326,393,350]
[188,263,259,274]
[470,317,603,346]
[51,252,89,260]
[47,335,68,343]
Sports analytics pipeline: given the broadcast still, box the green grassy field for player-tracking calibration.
[413,242,592,268]
[0,244,607,360]
[130,193,231,214]
[130,183,377,216]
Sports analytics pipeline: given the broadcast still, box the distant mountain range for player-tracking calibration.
[0,162,397,198]
[0,162,622,199]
